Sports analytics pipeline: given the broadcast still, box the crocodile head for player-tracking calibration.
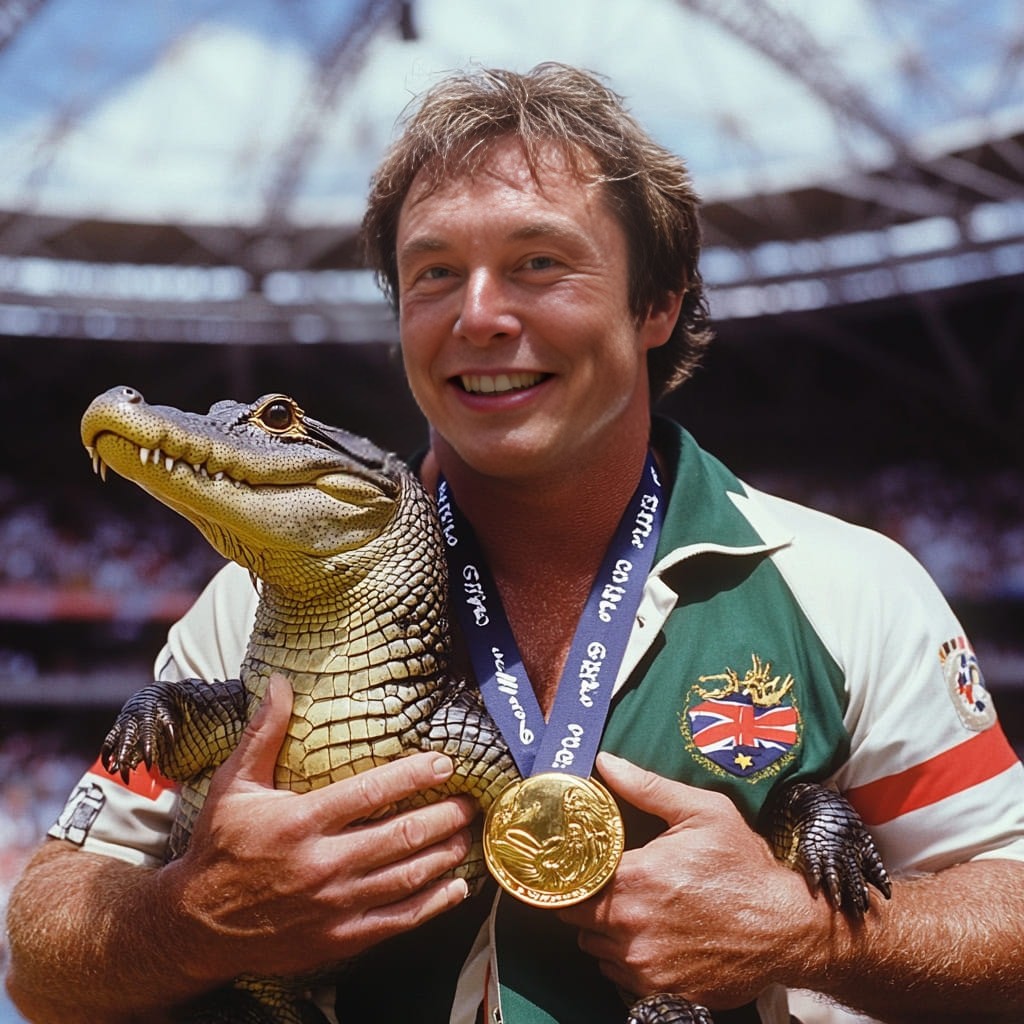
[81,386,406,586]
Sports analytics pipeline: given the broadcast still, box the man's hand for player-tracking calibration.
[164,673,478,986]
[558,752,825,1010]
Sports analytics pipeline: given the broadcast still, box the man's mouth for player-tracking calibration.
[458,372,547,395]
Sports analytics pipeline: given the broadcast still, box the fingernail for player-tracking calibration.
[432,754,454,779]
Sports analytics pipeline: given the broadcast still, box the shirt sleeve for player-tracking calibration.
[761,492,1024,875]
[47,562,258,865]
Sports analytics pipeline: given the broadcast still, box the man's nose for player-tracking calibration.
[454,270,522,346]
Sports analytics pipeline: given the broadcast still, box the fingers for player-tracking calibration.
[216,673,295,790]
[597,751,720,827]
[317,749,462,824]
[359,873,471,940]
[346,791,478,873]
[356,805,474,898]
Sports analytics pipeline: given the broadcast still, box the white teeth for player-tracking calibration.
[108,445,242,485]
[91,451,100,474]
[99,461,107,482]
[460,371,543,394]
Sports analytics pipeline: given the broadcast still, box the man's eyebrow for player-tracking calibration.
[397,236,449,263]
[507,220,586,246]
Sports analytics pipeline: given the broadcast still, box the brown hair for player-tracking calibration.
[362,63,712,400]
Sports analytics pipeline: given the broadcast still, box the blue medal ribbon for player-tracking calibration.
[437,452,664,780]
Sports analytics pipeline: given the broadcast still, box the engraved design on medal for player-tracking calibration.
[483,773,625,907]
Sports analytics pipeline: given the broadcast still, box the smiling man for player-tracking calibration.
[7,64,1024,1024]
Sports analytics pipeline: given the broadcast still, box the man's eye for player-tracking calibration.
[525,256,557,271]
[423,266,452,280]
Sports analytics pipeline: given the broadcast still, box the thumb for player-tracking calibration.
[217,673,294,790]
[596,751,707,828]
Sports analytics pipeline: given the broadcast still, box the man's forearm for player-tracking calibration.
[5,841,222,1023]
[795,857,1024,1023]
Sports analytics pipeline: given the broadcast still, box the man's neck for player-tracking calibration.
[422,423,654,714]
[423,424,653,587]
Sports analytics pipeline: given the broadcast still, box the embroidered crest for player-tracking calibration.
[52,781,106,846]
[939,636,996,731]
[679,654,801,782]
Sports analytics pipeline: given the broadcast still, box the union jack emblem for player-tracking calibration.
[684,691,800,779]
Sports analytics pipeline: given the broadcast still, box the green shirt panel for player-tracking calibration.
[601,422,851,827]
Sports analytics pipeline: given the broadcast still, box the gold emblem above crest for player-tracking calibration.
[698,653,795,706]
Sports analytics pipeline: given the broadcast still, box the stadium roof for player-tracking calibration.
[0,0,1022,342]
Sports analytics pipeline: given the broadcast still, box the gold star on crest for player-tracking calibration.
[733,753,754,770]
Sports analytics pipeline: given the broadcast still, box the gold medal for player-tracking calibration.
[483,773,625,908]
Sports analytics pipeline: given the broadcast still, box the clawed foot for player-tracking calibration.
[769,781,891,917]
[101,677,247,784]
[101,682,183,782]
[627,993,714,1024]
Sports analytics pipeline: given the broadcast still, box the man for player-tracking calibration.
[6,63,1024,1024]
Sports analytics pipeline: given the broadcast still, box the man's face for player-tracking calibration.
[395,137,676,483]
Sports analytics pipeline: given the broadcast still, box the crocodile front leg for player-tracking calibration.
[768,781,891,917]
[102,678,249,783]
[626,993,714,1023]
[173,974,329,1024]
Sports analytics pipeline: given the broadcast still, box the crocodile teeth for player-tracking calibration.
[213,471,225,481]
[164,455,176,472]
[98,460,107,482]
[139,447,151,466]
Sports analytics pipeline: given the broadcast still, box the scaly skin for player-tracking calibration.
[83,386,890,1024]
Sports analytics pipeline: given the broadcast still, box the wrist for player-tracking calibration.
[154,855,238,993]
[771,868,856,994]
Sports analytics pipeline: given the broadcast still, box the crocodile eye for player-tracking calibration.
[251,395,303,436]
[260,401,294,431]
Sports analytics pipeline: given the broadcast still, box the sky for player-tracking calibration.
[0,0,1020,224]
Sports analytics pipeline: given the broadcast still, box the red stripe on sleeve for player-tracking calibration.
[87,755,177,800]
[847,724,1021,827]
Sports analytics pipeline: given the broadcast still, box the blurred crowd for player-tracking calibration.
[0,730,91,979]
[749,463,1024,601]
[0,476,224,597]
[3,465,1024,600]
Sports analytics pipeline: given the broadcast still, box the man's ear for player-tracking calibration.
[640,289,685,351]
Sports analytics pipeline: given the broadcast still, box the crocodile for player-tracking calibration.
[82,385,891,1024]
